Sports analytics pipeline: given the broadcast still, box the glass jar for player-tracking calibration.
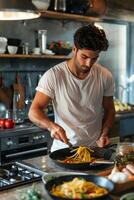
[38,30,47,54]
[115,142,134,165]
[22,42,29,54]
[54,0,66,12]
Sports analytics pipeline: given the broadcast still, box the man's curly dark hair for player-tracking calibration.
[74,24,109,51]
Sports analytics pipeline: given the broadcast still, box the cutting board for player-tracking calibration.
[13,73,25,110]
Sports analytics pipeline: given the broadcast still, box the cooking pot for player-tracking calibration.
[43,174,114,200]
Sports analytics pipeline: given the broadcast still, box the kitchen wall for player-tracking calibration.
[128,22,134,104]
[0,17,134,111]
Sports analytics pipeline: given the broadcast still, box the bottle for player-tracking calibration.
[38,30,47,54]
[22,42,29,54]
[13,91,25,123]
[54,0,66,12]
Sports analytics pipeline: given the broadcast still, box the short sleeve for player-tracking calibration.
[36,69,55,99]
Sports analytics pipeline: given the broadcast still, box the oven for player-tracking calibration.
[0,125,49,190]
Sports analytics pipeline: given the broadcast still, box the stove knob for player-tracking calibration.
[33,136,39,140]
[6,140,13,146]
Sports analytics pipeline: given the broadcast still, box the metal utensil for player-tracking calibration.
[67,141,73,150]
[91,160,114,165]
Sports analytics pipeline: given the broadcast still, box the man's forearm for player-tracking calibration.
[28,108,55,132]
[101,108,115,137]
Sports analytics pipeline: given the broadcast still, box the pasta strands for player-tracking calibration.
[60,146,95,164]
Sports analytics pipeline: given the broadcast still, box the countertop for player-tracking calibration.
[0,155,133,200]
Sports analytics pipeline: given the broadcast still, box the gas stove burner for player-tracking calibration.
[0,162,42,191]
[9,165,19,177]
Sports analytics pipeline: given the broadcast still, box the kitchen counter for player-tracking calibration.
[115,111,134,120]
[0,155,133,200]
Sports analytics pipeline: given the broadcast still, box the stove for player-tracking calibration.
[0,161,43,191]
[0,125,49,191]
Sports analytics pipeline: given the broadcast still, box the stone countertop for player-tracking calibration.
[1,155,133,200]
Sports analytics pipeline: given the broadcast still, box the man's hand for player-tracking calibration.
[50,124,68,144]
[122,164,134,175]
[96,135,110,147]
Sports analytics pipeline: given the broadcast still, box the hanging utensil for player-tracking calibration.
[13,73,25,110]
[0,74,13,109]
[27,73,33,100]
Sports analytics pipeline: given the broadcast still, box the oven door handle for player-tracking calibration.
[6,147,47,158]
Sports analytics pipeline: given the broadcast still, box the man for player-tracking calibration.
[28,24,115,152]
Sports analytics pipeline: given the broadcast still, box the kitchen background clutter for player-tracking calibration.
[0,0,134,141]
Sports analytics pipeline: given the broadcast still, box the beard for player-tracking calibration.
[81,65,91,73]
[74,56,92,74]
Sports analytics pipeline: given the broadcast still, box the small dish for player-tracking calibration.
[43,49,55,55]
[120,192,134,200]
[7,45,18,54]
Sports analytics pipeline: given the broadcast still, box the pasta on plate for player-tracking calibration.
[59,146,95,164]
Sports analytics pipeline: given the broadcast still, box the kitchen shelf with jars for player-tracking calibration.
[0,40,72,59]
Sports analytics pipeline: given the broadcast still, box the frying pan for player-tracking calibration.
[49,146,114,170]
[44,174,114,200]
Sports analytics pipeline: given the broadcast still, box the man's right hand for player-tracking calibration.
[50,123,68,144]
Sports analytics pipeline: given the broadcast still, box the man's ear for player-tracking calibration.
[72,45,77,53]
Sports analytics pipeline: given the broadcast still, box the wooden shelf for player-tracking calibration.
[40,10,101,23]
[0,54,70,59]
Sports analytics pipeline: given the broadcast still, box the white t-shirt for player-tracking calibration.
[36,61,115,152]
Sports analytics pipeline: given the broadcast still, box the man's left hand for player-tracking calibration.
[96,135,110,147]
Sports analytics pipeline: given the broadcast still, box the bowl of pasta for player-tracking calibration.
[43,174,114,200]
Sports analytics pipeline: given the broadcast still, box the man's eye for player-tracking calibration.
[92,57,98,61]
[81,56,86,59]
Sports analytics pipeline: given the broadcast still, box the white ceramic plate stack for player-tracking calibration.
[0,37,7,54]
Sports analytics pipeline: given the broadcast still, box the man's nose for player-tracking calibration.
[86,59,93,67]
